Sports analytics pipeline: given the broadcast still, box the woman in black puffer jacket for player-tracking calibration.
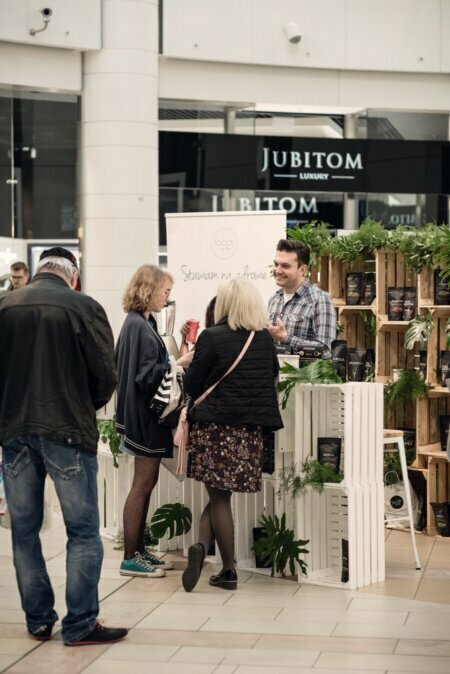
[182,278,283,593]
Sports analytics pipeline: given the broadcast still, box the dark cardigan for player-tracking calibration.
[184,319,283,432]
[115,312,172,455]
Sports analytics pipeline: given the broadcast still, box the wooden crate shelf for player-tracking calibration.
[326,252,450,536]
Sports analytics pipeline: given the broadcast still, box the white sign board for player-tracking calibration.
[166,210,286,336]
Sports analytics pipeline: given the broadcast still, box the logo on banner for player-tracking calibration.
[211,227,237,259]
[261,146,363,183]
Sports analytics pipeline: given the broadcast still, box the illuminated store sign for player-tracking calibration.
[160,131,450,195]
[260,147,363,183]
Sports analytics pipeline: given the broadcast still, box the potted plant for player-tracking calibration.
[277,360,342,409]
[114,502,192,552]
[287,220,332,272]
[384,369,428,413]
[278,459,344,500]
[252,513,309,578]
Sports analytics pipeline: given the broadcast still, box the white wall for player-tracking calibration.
[159,58,450,113]
[0,42,81,92]
[163,0,450,75]
[0,0,101,51]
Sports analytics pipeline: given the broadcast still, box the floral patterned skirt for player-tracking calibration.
[187,422,263,493]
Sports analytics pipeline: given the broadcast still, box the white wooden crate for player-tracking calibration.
[292,383,384,486]
[295,482,385,590]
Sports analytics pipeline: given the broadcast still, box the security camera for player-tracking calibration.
[40,7,52,21]
[284,22,302,45]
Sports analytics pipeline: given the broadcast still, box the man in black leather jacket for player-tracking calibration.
[0,247,128,646]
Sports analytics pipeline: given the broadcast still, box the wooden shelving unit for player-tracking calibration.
[314,250,450,536]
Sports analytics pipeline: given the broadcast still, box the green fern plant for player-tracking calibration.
[277,360,342,409]
[278,459,344,500]
[384,369,428,412]
[252,513,309,577]
[404,315,433,350]
[97,418,122,468]
[329,217,388,263]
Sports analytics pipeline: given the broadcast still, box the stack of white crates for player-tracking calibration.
[276,382,385,590]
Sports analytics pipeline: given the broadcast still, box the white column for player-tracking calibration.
[343,113,358,230]
[81,0,159,337]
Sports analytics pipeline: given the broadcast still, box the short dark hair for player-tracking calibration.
[10,261,29,274]
[276,239,310,267]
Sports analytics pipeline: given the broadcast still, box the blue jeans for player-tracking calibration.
[2,436,104,644]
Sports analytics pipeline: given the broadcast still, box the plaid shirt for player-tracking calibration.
[268,278,336,358]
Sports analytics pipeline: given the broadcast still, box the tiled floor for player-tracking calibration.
[1,518,450,674]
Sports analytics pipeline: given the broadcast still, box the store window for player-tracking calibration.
[0,93,79,240]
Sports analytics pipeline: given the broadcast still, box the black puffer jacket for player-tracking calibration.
[184,319,283,431]
[0,273,117,452]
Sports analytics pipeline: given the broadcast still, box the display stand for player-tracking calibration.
[277,382,385,590]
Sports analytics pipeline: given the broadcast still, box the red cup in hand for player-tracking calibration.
[186,319,200,343]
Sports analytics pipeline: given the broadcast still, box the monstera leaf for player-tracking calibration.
[150,503,192,540]
[253,513,309,578]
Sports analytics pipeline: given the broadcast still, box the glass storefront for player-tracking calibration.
[0,92,79,240]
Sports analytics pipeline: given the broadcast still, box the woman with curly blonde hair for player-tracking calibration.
[115,265,191,578]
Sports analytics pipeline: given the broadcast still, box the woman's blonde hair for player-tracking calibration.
[122,265,173,313]
[214,277,268,331]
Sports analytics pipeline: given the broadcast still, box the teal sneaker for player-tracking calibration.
[142,551,174,570]
[120,552,166,578]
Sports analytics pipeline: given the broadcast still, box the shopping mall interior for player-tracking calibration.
[2,1,450,673]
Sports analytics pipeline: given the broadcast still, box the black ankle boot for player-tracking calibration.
[209,568,238,590]
[182,543,205,593]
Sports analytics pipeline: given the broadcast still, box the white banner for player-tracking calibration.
[166,210,286,338]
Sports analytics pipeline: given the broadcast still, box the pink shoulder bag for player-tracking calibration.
[174,330,255,475]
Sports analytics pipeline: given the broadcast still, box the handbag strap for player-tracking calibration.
[192,330,255,409]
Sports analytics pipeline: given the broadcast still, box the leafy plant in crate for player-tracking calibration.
[278,459,344,501]
[384,370,428,413]
[277,360,342,410]
[404,315,433,351]
[329,217,388,265]
[277,361,344,497]
[287,220,332,272]
[97,418,122,468]
[252,513,309,578]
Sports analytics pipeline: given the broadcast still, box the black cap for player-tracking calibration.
[39,247,81,291]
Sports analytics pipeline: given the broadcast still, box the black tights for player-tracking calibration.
[198,484,234,571]
[123,457,160,560]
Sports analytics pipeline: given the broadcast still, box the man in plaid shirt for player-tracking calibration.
[267,239,336,358]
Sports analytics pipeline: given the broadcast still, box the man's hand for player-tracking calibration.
[267,318,288,342]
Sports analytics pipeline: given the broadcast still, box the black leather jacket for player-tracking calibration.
[184,319,283,432]
[0,273,117,452]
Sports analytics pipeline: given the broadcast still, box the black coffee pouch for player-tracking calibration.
[363,272,376,305]
[440,351,450,387]
[434,270,450,305]
[331,340,347,381]
[345,272,364,305]
[388,287,404,321]
[347,348,366,382]
[318,437,342,473]
[341,538,349,582]
[431,503,450,537]
[298,343,324,363]
[403,287,416,321]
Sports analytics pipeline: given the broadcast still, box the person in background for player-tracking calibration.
[181,278,283,592]
[115,265,192,578]
[0,247,127,646]
[9,261,30,290]
[267,239,336,358]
